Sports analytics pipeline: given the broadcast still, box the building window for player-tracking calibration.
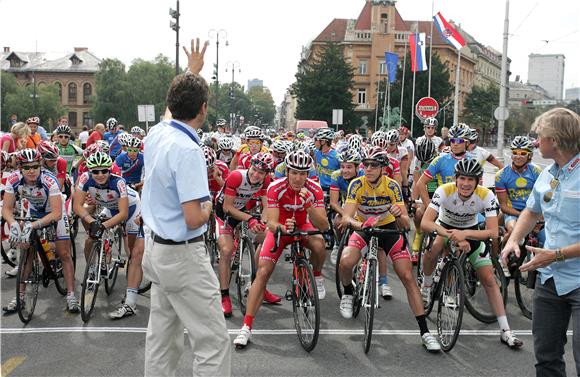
[358,89,366,104]
[68,83,77,104]
[83,83,92,104]
[379,61,387,75]
[55,82,62,100]
[359,60,368,75]
[68,111,77,128]
[83,112,93,127]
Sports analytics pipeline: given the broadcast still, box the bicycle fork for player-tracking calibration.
[362,238,379,310]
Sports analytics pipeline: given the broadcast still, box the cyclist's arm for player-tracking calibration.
[416,173,432,209]
[411,170,421,201]
[393,203,411,230]
[420,206,450,236]
[506,208,541,245]
[39,195,63,229]
[260,195,268,223]
[1,191,17,226]
[229,154,239,171]
[329,189,343,216]
[496,190,520,216]
[340,202,363,230]
[265,207,282,233]
[400,156,409,186]
[223,194,253,222]
[461,215,499,241]
[104,196,128,229]
[73,190,95,223]
[487,154,504,169]
[306,206,330,232]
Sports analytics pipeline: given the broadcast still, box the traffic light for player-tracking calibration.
[169,7,179,31]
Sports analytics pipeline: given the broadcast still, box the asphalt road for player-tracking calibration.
[1,148,575,377]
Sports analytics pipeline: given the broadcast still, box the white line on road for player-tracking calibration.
[0,327,573,336]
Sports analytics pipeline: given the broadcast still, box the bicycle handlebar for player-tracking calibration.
[273,227,330,251]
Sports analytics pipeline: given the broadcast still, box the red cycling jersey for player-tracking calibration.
[208,160,229,194]
[218,169,270,210]
[238,152,253,170]
[266,177,324,225]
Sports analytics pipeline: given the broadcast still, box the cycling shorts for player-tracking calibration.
[439,221,492,270]
[259,223,317,264]
[101,202,142,238]
[347,222,410,262]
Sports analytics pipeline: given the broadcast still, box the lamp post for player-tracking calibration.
[208,29,228,125]
[169,1,180,75]
[226,61,240,131]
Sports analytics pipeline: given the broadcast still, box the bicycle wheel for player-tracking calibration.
[53,256,67,296]
[436,259,465,352]
[352,259,366,319]
[16,247,40,324]
[70,234,77,272]
[334,228,351,300]
[1,234,18,267]
[363,259,377,354]
[463,253,507,324]
[81,242,101,322]
[291,258,320,352]
[514,248,533,320]
[236,237,256,314]
[417,235,436,316]
[104,229,123,295]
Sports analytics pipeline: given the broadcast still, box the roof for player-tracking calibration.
[354,1,372,30]
[1,49,101,73]
[313,19,349,42]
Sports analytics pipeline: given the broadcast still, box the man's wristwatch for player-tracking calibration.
[555,248,565,262]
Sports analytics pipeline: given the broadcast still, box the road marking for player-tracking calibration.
[0,327,573,336]
[1,356,26,377]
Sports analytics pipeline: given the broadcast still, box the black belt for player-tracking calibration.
[152,233,203,245]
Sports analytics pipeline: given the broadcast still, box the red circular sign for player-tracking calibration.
[415,97,439,120]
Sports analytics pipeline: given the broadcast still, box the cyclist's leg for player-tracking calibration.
[470,241,505,317]
[339,231,365,286]
[422,234,445,278]
[388,236,423,314]
[217,234,235,289]
[55,216,75,295]
[300,223,325,274]
[412,205,426,253]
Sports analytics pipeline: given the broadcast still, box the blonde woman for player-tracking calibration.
[1,122,30,153]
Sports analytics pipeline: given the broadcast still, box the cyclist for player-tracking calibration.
[230,126,268,170]
[274,143,318,180]
[233,150,330,348]
[25,117,42,149]
[336,146,441,352]
[416,117,444,151]
[217,137,235,166]
[114,136,144,190]
[329,148,364,264]
[410,138,439,261]
[466,127,503,169]
[55,125,83,175]
[495,136,542,241]
[313,128,340,191]
[270,140,290,169]
[215,152,274,317]
[204,146,229,198]
[103,118,125,158]
[385,129,410,198]
[37,141,68,194]
[131,126,145,141]
[370,131,403,187]
[420,159,523,349]
[2,149,79,314]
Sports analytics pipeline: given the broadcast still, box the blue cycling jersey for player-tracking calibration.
[103,130,124,157]
[495,163,542,211]
[329,169,365,203]
[424,153,465,185]
[314,149,340,189]
[115,152,144,185]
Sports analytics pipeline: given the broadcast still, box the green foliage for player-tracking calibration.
[389,50,454,138]
[463,84,499,129]
[2,72,66,132]
[247,86,276,126]
[291,42,357,131]
[92,58,130,123]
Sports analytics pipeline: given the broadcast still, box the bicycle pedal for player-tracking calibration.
[285,290,293,301]
[115,260,126,268]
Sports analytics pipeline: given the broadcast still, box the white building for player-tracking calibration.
[565,87,580,101]
[527,54,565,100]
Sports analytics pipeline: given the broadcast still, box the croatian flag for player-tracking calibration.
[409,33,428,72]
[433,12,466,50]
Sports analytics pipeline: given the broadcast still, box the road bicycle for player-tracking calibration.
[227,216,257,314]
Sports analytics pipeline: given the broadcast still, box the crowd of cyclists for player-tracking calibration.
[2,113,545,353]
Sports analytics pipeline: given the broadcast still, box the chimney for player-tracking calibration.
[3,47,9,53]
[74,47,88,52]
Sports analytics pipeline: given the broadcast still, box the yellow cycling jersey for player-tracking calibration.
[236,144,269,154]
[345,175,404,227]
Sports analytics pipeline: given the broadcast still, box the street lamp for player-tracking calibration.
[208,29,228,125]
[169,1,180,75]
[226,61,240,131]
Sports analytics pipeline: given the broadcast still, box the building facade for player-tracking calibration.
[247,78,263,90]
[565,87,580,101]
[508,80,552,107]
[1,47,101,131]
[527,54,565,100]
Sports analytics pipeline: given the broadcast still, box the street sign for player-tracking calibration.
[332,109,343,126]
[415,97,439,120]
[138,105,156,132]
[494,106,509,121]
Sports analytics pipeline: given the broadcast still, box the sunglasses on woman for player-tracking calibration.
[450,138,465,144]
[91,169,110,175]
[363,161,381,169]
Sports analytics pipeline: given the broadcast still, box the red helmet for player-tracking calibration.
[202,146,217,167]
[251,152,275,171]
[399,126,409,135]
[17,148,42,164]
[37,140,60,160]
[83,143,102,160]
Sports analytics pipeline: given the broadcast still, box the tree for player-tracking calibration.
[92,58,130,124]
[247,86,275,127]
[463,84,499,144]
[291,42,357,131]
[1,71,19,130]
[389,49,454,138]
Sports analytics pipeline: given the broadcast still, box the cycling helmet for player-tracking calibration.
[371,131,388,150]
[338,148,362,164]
[96,140,110,154]
[26,116,40,125]
[244,126,263,140]
[466,128,479,142]
[202,146,216,167]
[424,117,438,127]
[1,150,10,170]
[271,140,287,154]
[448,123,470,139]
[282,140,295,153]
[17,148,42,164]
[314,128,334,141]
[385,129,400,144]
[454,158,483,179]
[399,126,409,135]
[511,136,533,152]
[127,136,142,149]
[296,132,306,140]
[285,150,313,171]
[118,133,132,147]
[306,139,316,153]
[415,137,437,163]
[363,146,389,166]
[348,134,363,150]
[55,124,72,135]
[106,117,118,130]
[216,118,227,127]
[37,141,60,160]
[441,145,451,154]
[218,137,234,151]
[130,126,142,135]
[83,143,102,160]
[86,151,113,169]
[295,141,310,154]
[251,152,275,171]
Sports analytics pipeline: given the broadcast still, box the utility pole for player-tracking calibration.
[496,0,510,161]
[209,29,228,124]
[169,0,180,75]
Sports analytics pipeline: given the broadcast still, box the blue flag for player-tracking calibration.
[385,52,399,83]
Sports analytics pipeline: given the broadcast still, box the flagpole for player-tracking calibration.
[399,37,407,129]
[410,68,417,135]
[387,78,391,128]
[428,0,434,97]
[374,81,380,131]
[453,49,462,126]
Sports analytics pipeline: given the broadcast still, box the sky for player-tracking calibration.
[1,0,578,105]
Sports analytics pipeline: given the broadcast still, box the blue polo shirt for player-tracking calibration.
[141,119,209,241]
[526,154,580,296]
